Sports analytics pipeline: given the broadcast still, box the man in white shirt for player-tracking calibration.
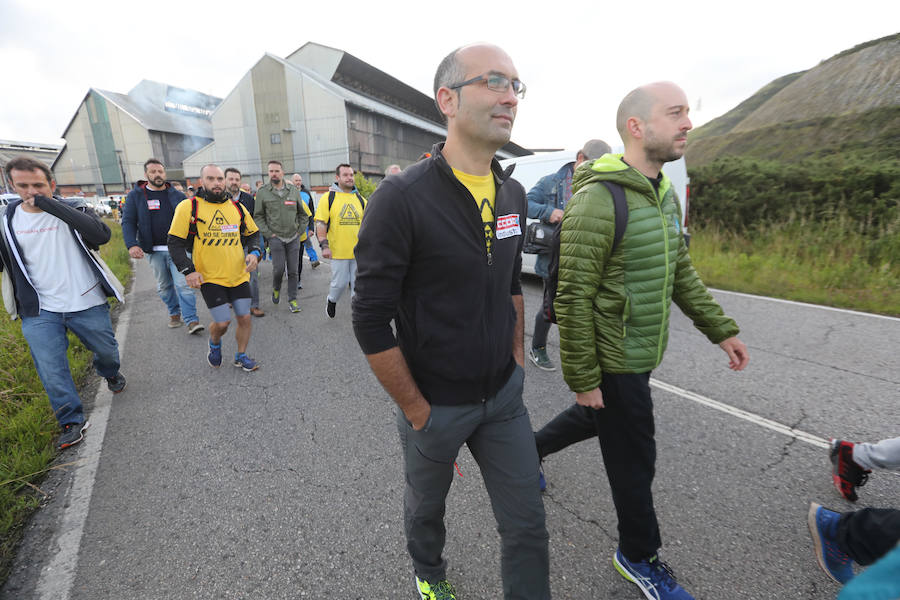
[0,157,126,450]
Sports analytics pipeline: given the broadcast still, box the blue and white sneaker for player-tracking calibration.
[808,502,854,583]
[233,352,259,372]
[613,549,694,599]
[207,341,222,367]
[538,464,547,492]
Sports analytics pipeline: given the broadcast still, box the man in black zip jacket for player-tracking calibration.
[352,44,550,600]
[1,157,126,451]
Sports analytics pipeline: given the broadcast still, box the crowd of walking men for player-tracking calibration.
[1,40,898,600]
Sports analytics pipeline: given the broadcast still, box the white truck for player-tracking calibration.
[499,150,689,275]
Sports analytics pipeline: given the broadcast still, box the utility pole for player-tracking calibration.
[115,149,127,192]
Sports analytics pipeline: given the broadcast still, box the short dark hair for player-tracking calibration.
[224,167,241,178]
[433,47,465,97]
[336,163,353,176]
[5,156,53,184]
[267,160,283,168]
[144,158,164,171]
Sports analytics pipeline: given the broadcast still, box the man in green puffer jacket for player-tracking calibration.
[535,81,749,600]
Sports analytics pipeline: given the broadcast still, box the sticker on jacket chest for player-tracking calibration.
[147,199,161,210]
[495,214,521,240]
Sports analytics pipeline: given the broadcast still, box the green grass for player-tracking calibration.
[689,220,900,316]
[0,218,131,584]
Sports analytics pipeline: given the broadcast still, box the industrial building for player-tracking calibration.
[184,42,530,187]
[0,140,62,194]
[52,81,221,196]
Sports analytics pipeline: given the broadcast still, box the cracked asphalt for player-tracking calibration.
[3,256,898,599]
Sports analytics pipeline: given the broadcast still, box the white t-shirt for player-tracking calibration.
[11,207,107,312]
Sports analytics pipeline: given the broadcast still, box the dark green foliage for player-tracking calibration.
[689,156,899,272]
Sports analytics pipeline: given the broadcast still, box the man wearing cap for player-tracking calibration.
[525,139,610,371]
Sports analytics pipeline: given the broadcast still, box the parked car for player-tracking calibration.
[0,193,21,207]
[499,150,690,275]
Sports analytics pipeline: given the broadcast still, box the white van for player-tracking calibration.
[499,151,689,275]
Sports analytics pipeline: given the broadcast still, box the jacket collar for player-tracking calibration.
[429,142,515,186]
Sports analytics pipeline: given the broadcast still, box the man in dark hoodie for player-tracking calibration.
[122,158,202,334]
[1,156,126,450]
[352,44,549,600]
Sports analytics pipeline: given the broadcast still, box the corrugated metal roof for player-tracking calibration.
[92,80,220,138]
[269,55,528,159]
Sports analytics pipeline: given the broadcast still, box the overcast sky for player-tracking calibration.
[1,0,897,153]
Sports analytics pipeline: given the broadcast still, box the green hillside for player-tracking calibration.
[686,32,900,167]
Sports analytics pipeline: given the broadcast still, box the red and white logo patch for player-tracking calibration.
[495,214,521,240]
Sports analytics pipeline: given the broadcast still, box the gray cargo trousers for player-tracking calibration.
[396,364,551,599]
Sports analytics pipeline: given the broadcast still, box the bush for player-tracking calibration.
[689,155,900,237]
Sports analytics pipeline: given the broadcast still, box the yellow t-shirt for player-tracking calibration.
[452,168,496,255]
[314,191,366,259]
[169,198,259,287]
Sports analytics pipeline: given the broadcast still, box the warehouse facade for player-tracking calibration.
[184,42,530,187]
[52,80,221,195]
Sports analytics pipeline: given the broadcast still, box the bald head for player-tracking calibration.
[616,82,687,142]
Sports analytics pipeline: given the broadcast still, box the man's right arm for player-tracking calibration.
[526,173,558,222]
[351,183,430,428]
[253,192,271,240]
[120,191,141,252]
[554,188,616,394]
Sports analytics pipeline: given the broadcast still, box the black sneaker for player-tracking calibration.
[106,373,127,393]
[326,299,336,318]
[58,421,90,450]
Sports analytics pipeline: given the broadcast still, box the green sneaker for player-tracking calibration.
[528,346,555,371]
[289,299,301,313]
[416,576,457,600]
[271,289,280,305]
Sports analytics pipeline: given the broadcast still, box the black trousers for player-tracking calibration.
[838,508,900,566]
[535,372,660,561]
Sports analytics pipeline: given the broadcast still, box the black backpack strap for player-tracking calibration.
[188,196,200,240]
[599,181,628,253]
[231,199,246,233]
[355,192,366,209]
[327,191,336,212]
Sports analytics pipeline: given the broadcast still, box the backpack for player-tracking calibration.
[188,195,247,241]
[542,181,628,323]
[325,190,366,232]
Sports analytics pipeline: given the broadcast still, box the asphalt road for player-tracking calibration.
[3,255,899,599]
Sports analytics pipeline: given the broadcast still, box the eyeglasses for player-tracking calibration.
[448,73,527,99]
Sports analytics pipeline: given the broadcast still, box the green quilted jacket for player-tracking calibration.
[555,155,739,393]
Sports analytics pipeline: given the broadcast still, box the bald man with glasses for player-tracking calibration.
[353,44,549,600]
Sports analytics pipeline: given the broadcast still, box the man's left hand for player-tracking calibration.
[719,337,750,371]
[245,253,259,272]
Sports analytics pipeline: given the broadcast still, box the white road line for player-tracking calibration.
[35,298,132,600]
[650,378,831,449]
[709,288,900,322]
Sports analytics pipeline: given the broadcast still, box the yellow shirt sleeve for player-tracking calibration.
[168,198,192,238]
[314,195,330,224]
[243,211,259,236]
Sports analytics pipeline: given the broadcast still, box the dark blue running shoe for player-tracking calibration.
[538,464,546,492]
[614,548,694,599]
[207,341,222,367]
[233,352,259,372]
[808,502,854,583]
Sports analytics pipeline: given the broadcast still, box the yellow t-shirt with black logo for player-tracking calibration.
[314,191,366,259]
[169,198,259,287]
[452,168,496,255]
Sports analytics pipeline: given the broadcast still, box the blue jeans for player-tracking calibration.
[148,250,198,323]
[303,236,318,261]
[20,303,121,427]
